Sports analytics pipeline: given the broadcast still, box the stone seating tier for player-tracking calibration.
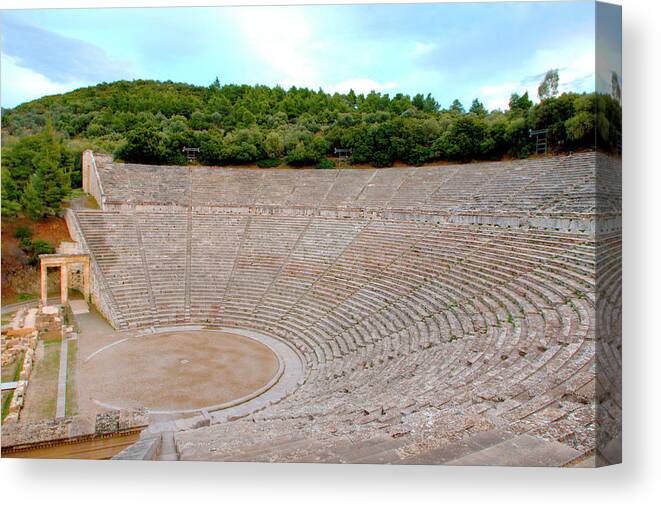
[74,152,620,464]
[93,152,621,217]
[73,209,621,463]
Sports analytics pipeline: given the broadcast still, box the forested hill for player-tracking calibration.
[3,77,621,172]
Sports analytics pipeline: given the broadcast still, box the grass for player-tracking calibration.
[21,341,61,421]
[1,352,24,422]
[1,391,12,422]
[35,341,61,420]
[65,189,100,210]
[40,328,62,344]
[1,353,23,383]
[65,340,78,417]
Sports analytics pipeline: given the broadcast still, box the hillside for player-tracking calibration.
[2,79,621,170]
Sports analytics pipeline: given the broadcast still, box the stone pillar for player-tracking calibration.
[83,259,91,302]
[40,260,48,304]
[60,264,68,304]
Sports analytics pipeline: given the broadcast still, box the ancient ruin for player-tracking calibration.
[3,150,621,465]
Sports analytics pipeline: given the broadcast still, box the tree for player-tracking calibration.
[264,131,285,159]
[434,115,492,162]
[22,177,46,220]
[114,125,167,164]
[2,78,620,174]
[449,99,465,114]
[538,69,560,100]
[509,92,533,114]
[1,169,22,217]
[611,71,622,103]
[15,120,72,220]
[469,99,487,116]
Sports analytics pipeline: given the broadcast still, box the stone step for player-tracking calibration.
[444,434,583,467]
[396,430,516,465]
[156,431,179,461]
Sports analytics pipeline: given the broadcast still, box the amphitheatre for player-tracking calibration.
[2,150,621,465]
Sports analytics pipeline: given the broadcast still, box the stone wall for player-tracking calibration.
[82,150,106,210]
[1,306,60,423]
[1,408,149,452]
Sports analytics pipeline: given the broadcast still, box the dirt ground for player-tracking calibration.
[80,329,280,413]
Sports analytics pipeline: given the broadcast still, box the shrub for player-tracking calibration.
[32,239,55,256]
[14,225,33,241]
[315,159,336,169]
[257,158,281,168]
[27,239,55,266]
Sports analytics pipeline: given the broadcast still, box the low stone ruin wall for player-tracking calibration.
[1,408,149,455]
[1,306,61,423]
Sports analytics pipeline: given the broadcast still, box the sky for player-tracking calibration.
[0,1,619,110]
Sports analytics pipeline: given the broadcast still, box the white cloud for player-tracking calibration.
[233,7,319,89]
[412,42,437,57]
[327,78,398,95]
[479,37,595,111]
[480,82,519,111]
[1,54,83,108]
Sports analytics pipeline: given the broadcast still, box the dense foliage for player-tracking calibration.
[2,120,73,219]
[2,77,621,169]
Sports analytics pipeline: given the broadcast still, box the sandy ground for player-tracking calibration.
[77,314,279,414]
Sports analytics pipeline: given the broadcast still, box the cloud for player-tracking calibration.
[479,38,596,111]
[412,42,437,57]
[1,54,84,107]
[2,17,134,84]
[233,7,320,89]
[327,78,398,95]
[479,82,519,111]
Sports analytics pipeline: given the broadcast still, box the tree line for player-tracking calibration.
[1,71,621,219]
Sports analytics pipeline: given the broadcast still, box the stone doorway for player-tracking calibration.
[39,254,91,305]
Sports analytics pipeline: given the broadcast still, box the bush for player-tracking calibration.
[315,159,336,169]
[32,239,55,256]
[257,158,281,168]
[14,225,33,241]
[27,239,55,266]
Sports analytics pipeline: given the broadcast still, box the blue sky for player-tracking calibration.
[1,2,614,110]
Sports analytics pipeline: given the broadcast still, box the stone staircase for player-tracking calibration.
[175,427,583,466]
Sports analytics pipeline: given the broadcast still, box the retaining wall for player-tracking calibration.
[82,150,106,210]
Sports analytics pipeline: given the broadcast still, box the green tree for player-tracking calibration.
[538,69,560,100]
[1,168,22,217]
[449,99,465,114]
[611,71,622,103]
[509,92,533,113]
[114,125,167,164]
[22,177,46,220]
[15,120,72,220]
[264,131,285,159]
[469,99,487,116]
